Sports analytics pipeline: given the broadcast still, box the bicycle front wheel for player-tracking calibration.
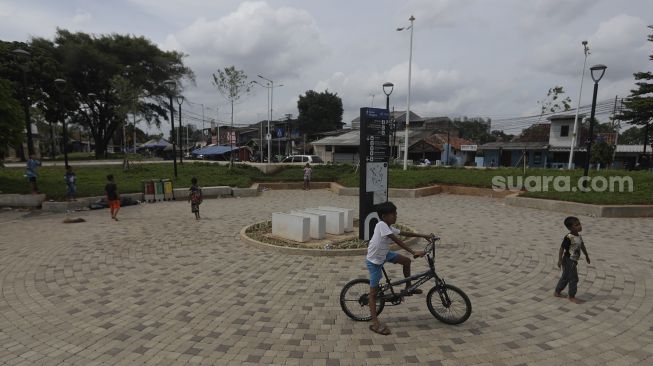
[426,284,472,325]
[340,278,385,321]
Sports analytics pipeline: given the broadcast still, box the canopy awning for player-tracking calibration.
[191,145,240,156]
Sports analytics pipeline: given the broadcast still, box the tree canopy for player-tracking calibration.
[616,25,653,154]
[0,79,23,158]
[297,90,343,135]
[0,29,194,158]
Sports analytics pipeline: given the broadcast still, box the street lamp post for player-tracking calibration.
[163,80,178,178]
[382,82,394,159]
[397,15,415,170]
[583,64,607,187]
[568,41,590,169]
[258,75,285,162]
[54,79,68,167]
[12,48,33,159]
[177,96,184,165]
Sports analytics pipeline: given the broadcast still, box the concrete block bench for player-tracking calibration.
[303,208,345,235]
[272,212,310,242]
[290,210,326,239]
[318,206,354,232]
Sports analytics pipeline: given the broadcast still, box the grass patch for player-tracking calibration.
[1,162,651,205]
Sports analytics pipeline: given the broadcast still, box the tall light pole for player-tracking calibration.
[163,80,178,178]
[176,96,184,164]
[382,82,394,159]
[258,74,285,162]
[54,79,68,167]
[397,15,415,170]
[568,40,590,169]
[12,48,33,159]
[583,64,607,186]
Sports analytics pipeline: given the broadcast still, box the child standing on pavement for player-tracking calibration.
[303,163,312,190]
[367,201,431,336]
[554,216,591,304]
[105,174,120,221]
[188,177,202,220]
[25,154,41,194]
[64,165,76,201]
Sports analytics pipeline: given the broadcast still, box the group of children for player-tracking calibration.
[366,202,591,335]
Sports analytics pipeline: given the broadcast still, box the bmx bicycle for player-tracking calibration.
[339,236,472,325]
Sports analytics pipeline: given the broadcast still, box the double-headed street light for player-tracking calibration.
[397,15,415,170]
[382,82,394,159]
[583,64,607,187]
[54,78,68,167]
[257,75,283,163]
[163,80,178,178]
[12,48,33,159]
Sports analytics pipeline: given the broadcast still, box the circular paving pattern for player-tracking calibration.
[1,190,652,365]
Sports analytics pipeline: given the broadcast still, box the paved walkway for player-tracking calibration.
[1,191,652,365]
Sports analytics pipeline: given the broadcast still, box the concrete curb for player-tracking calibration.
[0,194,46,208]
[239,222,419,257]
[505,195,653,218]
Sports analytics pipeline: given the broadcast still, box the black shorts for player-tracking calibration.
[28,177,36,183]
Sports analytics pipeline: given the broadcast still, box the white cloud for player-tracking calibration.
[72,9,93,25]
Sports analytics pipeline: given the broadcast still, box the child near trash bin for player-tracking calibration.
[188,177,203,220]
[105,174,120,221]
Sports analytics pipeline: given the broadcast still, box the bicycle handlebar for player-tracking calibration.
[424,235,440,255]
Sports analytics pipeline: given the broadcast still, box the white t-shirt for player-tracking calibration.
[366,221,400,265]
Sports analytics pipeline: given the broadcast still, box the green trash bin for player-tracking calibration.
[154,179,165,201]
[162,179,174,200]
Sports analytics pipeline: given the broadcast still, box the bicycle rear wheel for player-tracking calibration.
[340,278,385,321]
[426,284,471,325]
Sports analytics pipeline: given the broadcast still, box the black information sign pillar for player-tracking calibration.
[359,107,390,240]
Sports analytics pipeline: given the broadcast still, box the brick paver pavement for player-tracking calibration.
[1,190,652,365]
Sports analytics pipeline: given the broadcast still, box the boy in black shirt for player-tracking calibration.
[105,174,120,221]
[554,216,590,303]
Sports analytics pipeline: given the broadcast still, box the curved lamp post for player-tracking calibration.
[163,80,178,178]
[12,48,33,158]
[583,64,607,187]
[382,82,394,159]
[397,15,415,170]
[54,78,68,167]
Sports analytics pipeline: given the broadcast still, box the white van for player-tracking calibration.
[280,155,324,164]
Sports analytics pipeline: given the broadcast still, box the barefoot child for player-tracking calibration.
[554,216,591,304]
[188,177,203,220]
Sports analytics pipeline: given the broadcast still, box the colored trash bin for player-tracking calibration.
[143,180,155,202]
[154,179,165,201]
[162,179,174,200]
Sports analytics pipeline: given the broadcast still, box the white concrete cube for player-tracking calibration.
[304,209,345,235]
[318,206,354,232]
[272,212,310,242]
[290,210,327,239]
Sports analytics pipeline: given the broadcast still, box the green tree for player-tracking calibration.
[616,25,653,155]
[0,79,24,160]
[455,120,494,144]
[212,66,250,167]
[619,126,648,145]
[297,90,344,135]
[537,86,571,122]
[590,140,615,167]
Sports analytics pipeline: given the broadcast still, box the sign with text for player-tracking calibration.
[359,107,390,240]
[460,145,477,151]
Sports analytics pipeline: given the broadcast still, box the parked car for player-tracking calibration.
[280,155,324,164]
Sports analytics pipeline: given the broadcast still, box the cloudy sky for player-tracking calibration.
[2,0,652,134]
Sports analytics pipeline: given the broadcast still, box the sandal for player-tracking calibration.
[369,324,391,336]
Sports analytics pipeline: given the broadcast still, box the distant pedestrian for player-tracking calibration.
[64,165,76,201]
[25,154,41,194]
[105,174,120,221]
[188,177,203,220]
[303,163,312,190]
[554,216,591,304]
